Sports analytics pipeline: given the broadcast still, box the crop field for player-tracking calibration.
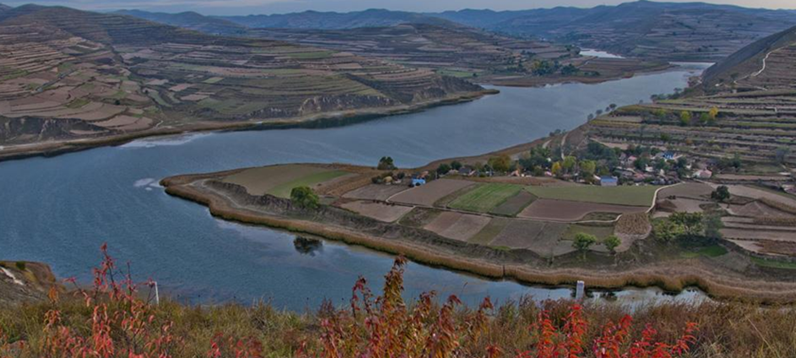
[728,201,795,219]
[490,220,572,256]
[518,199,646,222]
[390,179,475,206]
[526,185,658,207]
[658,183,714,199]
[489,190,537,217]
[447,183,523,213]
[424,212,491,242]
[340,201,412,223]
[222,165,349,198]
[467,217,510,245]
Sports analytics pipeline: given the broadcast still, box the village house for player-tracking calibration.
[600,176,618,186]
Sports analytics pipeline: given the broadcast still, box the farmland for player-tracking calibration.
[526,185,658,207]
[0,4,487,160]
[447,183,523,213]
[221,164,351,198]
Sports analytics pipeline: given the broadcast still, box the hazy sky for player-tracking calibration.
[3,0,795,15]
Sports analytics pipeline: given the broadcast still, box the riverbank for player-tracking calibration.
[161,161,796,304]
[0,89,497,163]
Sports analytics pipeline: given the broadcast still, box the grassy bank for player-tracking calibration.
[1,249,794,358]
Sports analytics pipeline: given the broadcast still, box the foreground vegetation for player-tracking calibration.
[1,246,796,357]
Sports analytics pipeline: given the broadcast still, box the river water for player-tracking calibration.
[0,64,710,309]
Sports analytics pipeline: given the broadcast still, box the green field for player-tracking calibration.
[448,184,523,213]
[525,185,659,207]
[750,256,796,270]
[268,171,349,199]
[680,245,728,259]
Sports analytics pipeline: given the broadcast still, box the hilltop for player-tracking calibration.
[435,2,796,61]
[114,9,246,36]
[0,4,485,160]
[219,8,456,30]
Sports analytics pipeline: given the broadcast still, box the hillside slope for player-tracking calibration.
[0,5,484,159]
[703,25,796,91]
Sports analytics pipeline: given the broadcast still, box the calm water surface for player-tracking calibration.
[0,65,709,309]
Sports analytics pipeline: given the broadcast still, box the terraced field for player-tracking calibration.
[222,164,350,198]
[0,5,483,151]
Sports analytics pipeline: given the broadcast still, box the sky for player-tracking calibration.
[2,0,795,15]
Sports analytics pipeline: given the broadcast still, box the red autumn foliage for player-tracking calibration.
[0,246,698,358]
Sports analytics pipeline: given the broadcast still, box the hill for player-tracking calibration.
[0,4,10,12]
[432,1,796,61]
[219,8,456,30]
[584,24,796,174]
[703,25,796,91]
[0,5,484,159]
[114,9,247,36]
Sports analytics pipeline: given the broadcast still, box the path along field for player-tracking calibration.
[222,165,350,198]
[447,183,523,213]
[526,185,658,207]
[518,199,647,222]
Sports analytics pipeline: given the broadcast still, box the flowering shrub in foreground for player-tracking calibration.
[0,246,697,358]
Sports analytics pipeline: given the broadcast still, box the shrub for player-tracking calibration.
[604,235,621,254]
[291,186,319,210]
[14,261,25,271]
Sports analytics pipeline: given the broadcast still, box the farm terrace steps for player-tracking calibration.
[0,4,486,152]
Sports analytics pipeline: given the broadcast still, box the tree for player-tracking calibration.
[653,219,684,242]
[670,212,704,237]
[450,161,463,170]
[604,235,621,254]
[562,156,577,173]
[378,156,396,170]
[573,233,597,259]
[290,186,319,210]
[709,106,719,120]
[551,162,563,177]
[436,163,451,175]
[711,185,731,202]
[580,160,597,178]
[488,155,512,173]
[679,111,692,126]
[703,212,724,239]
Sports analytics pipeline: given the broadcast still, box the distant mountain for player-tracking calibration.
[114,10,246,36]
[431,1,796,61]
[219,9,458,29]
[703,25,796,91]
[0,4,11,12]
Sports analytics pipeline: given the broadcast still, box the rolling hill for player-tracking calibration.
[114,10,247,36]
[0,4,484,158]
[220,9,456,30]
[433,2,796,61]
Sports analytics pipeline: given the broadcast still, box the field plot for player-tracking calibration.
[518,199,646,222]
[724,185,796,207]
[490,220,572,256]
[342,184,408,201]
[526,185,658,207]
[468,217,510,245]
[222,165,349,198]
[562,224,615,241]
[424,212,492,242]
[340,201,412,223]
[658,183,713,199]
[448,184,523,213]
[389,179,475,206]
[728,201,795,219]
[490,190,537,217]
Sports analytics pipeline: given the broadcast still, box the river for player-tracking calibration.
[0,64,710,309]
